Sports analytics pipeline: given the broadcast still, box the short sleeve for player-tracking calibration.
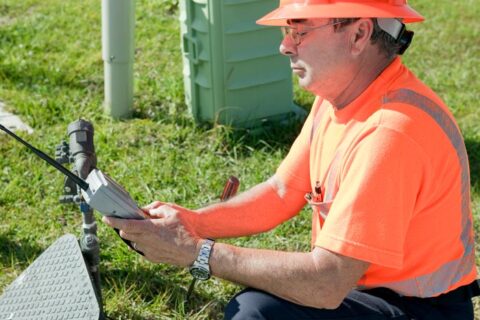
[275,98,321,193]
[315,126,425,269]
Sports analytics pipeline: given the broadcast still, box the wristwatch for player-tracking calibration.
[189,239,215,281]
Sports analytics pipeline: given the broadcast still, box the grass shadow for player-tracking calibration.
[466,137,480,189]
[0,230,44,268]
[132,95,309,153]
[200,113,307,158]
[233,115,305,149]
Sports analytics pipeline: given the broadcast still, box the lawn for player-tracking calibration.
[0,0,479,319]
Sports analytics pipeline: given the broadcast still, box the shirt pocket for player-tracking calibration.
[305,193,333,224]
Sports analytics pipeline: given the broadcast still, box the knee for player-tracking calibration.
[224,288,279,320]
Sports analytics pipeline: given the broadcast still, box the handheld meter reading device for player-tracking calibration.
[0,124,146,229]
[81,169,146,220]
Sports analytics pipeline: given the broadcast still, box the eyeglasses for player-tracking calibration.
[281,20,347,46]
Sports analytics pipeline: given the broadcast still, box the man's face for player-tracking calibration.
[279,18,353,98]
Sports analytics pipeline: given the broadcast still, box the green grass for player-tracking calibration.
[0,0,479,318]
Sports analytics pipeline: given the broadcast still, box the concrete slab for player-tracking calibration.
[0,101,34,134]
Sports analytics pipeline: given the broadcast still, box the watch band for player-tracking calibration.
[189,239,215,281]
[196,239,215,266]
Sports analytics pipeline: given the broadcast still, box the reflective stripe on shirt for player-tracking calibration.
[310,88,475,297]
[372,89,475,297]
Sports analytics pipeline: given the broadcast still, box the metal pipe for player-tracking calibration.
[67,120,104,316]
[102,0,135,119]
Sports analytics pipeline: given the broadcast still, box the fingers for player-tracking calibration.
[102,216,151,234]
[119,229,139,242]
[140,201,195,219]
[141,201,175,218]
[147,204,179,218]
[132,242,139,251]
[142,201,165,211]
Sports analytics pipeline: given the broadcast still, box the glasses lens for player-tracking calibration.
[281,27,299,45]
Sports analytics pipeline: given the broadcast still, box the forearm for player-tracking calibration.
[209,243,346,309]
[191,175,307,239]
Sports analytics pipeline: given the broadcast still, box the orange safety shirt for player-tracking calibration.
[276,57,477,297]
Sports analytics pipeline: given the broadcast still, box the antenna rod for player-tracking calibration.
[0,124,90,191]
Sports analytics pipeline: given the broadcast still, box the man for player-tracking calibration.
[104,0,479,319]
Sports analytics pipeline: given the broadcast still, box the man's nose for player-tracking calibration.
[279,35,297,56]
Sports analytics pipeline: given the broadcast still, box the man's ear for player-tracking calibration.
[350,19,373,56]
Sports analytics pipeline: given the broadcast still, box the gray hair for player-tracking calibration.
[332,18,404,58]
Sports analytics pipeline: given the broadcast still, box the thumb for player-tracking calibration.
[103,216,151,234]
[148,203,179,218]
[142,201,166,211]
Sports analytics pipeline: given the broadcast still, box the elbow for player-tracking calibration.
[311,287,347,310]
[321,294,345,310]
[317,283,348,309]
[290,295,345,310]
[287,284,348,310]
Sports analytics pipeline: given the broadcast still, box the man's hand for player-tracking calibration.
[141,201,193,218]
[102,202,201,267]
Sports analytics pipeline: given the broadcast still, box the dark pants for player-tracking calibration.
[224,284,477,320]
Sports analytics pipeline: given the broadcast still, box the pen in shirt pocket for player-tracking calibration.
[305,181,323,204]
[314,181,323,202]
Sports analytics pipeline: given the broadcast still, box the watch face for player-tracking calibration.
[190,266,210,281]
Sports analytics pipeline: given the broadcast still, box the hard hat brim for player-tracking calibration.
[257,2,424,26]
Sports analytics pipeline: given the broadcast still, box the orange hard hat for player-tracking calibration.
[257,0,424,26]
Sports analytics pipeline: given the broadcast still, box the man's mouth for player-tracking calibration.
[291,65,305,76]
[291,64,305,72]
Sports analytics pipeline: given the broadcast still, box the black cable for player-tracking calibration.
[0,124,89,190]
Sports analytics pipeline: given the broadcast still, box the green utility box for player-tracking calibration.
[179,0,302,128]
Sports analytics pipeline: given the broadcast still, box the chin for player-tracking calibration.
[298,77,311,89]
[300,79,317,92]
[304,83,326,96]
